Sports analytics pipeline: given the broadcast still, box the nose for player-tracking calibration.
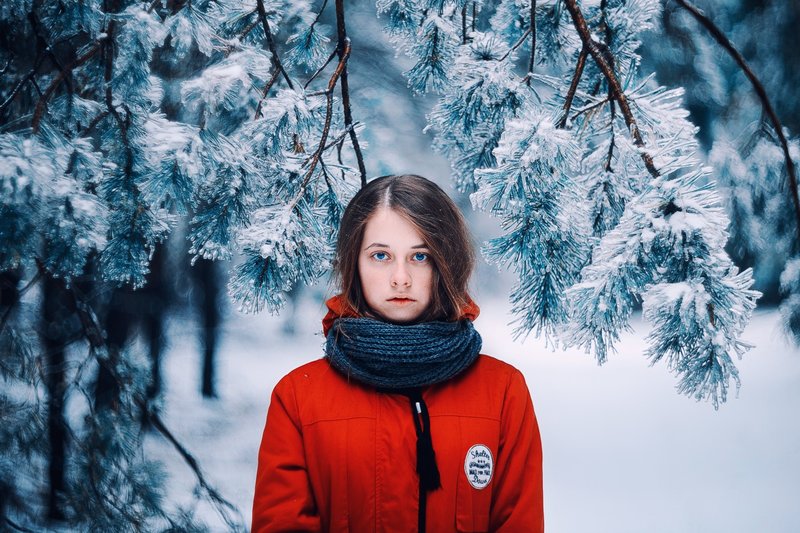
[390,262,411,287]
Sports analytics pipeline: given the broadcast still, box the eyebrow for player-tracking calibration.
[364,242,428,250]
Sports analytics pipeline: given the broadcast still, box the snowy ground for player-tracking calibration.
[147,292,800,532]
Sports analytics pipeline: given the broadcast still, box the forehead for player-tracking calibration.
[362,208,425,247]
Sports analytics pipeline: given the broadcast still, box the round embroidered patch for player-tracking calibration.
[464,444,494,490]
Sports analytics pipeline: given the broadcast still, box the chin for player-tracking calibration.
[374,306,425,324]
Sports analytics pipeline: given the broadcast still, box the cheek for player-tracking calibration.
[357,257,379,294]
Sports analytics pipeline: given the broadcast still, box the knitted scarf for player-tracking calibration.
[324,317,482,390]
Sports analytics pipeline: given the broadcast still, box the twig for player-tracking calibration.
[472,2,476,32]
[0,272,42,334]
[102,22,133,179]
[335,0,367,187]
[558,45,587,128]
[0,61,43,112]
[300,122,360,168]
[147,408,242,526]
[563,0,659,178]
[236,9,261,41]
[255,0,294,90]
[570,97,610,121]
[289,38,352,211]
[528,0,537,76]
[673,0,800,237]
[323,122,360,152]
[499,28,532,62]
[308,0,330,40]
[461,6,468,44]
[303,48,337,90]
[29,11,73,96]
[80,110,110,136]
[253,67,282,119]
[606,100,616,171]
[31,41,103,132]
[3,517,37,533]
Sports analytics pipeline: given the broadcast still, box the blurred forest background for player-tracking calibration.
[1,0,799,531]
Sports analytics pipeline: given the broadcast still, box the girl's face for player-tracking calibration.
[358,207,434,323]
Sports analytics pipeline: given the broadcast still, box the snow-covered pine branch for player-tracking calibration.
[382,0,764,406]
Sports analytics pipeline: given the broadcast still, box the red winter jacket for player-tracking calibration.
[252,296,544,532]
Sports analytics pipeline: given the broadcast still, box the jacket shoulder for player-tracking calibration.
[471,353,526,383]
[273,358,342,395]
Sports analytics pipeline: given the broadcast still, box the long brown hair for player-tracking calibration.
[332,174,475,321]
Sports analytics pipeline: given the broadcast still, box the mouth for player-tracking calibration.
[388,297,415,304]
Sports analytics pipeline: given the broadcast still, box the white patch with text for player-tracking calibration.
[464,444,493,490]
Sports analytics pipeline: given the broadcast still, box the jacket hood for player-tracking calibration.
[322,294,480,336]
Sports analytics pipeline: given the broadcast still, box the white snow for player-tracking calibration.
[147,292,800,532]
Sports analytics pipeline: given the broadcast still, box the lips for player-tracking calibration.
[388,297,415,303]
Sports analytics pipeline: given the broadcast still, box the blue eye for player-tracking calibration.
[412,252,428,262]
[372,252,389,261]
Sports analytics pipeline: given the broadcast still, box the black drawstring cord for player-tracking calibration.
[407,389,441,492]
[377,387,441,533]
[403,388,440,533]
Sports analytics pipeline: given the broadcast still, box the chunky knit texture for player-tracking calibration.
[325,317,482,390]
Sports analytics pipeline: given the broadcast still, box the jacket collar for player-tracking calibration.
[322,293,480,336]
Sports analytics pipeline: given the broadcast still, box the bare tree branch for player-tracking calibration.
[673,0,800,237]
[563,0,660,179]
[335,0,367,187]
[528,0,537,76]
[461,5,468,44]
[255,0,294,90]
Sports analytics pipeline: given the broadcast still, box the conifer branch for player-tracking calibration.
[563,0,660,178]
[255,0,294,90]
[558,46,587,128]
[673,0,800,236]
[31,42,103,132]
[335,0,367,187]
[53,271,243,530]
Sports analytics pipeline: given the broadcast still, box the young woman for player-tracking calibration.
[252,175,544,532]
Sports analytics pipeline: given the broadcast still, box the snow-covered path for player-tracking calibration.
[148,296,800,532]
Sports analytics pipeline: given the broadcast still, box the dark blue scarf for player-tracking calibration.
[324,317,482,389]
